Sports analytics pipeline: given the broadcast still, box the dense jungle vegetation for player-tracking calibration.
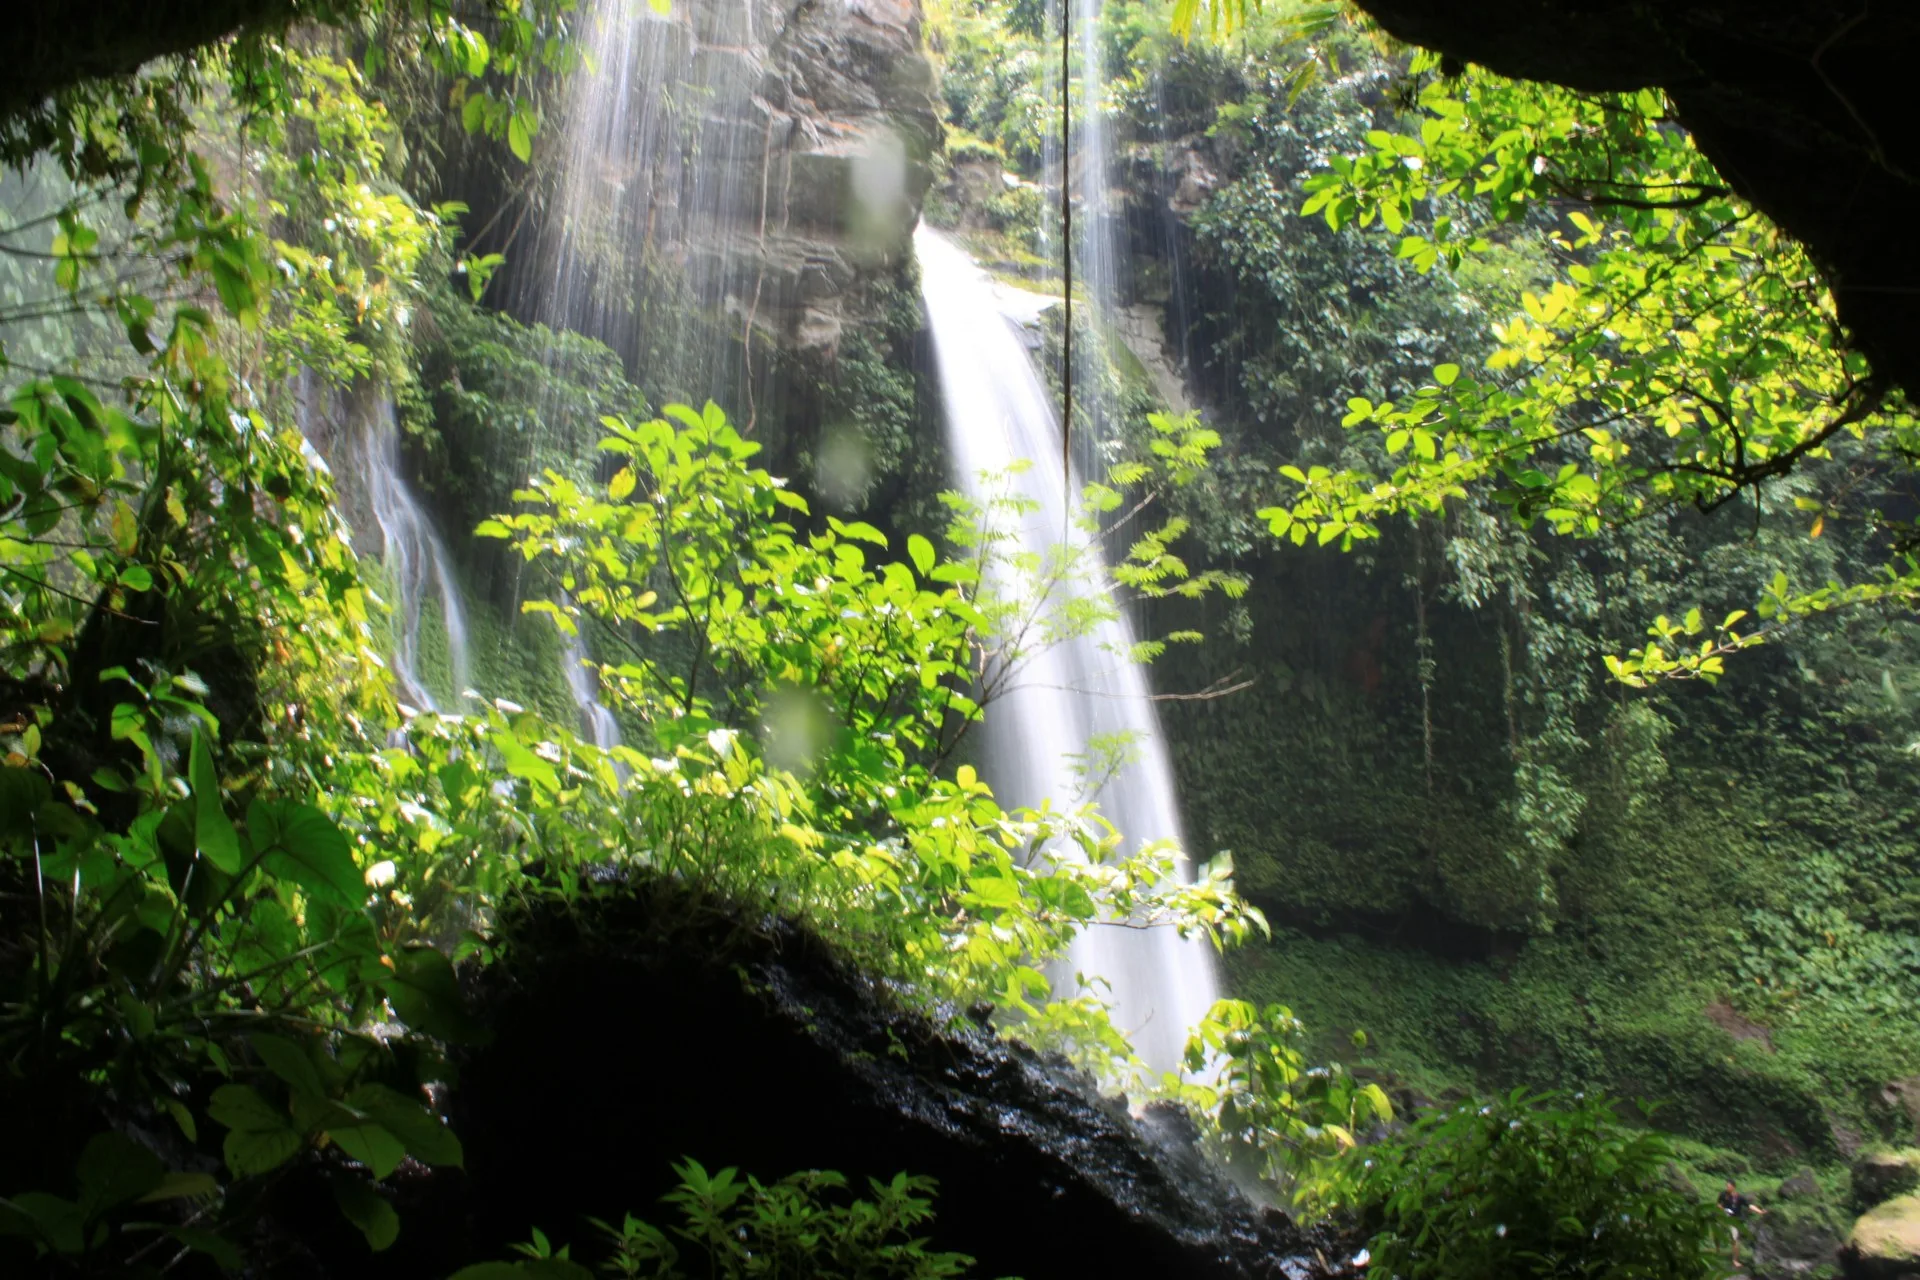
[1,0,1915,1275]
[929,0,1920,1270]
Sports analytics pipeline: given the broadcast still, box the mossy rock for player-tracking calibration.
[1844,1194,1920,1279]
[1855,1150,1920,1211]
[1757,1196,1848,1277]
[1780,1167,1822,1200]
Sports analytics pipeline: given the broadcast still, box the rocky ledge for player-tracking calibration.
[313,875,1356,1278]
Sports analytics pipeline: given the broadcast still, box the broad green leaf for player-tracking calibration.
[0,1193,85,1254]
[248,800,362,905]
[77,1132,164,1214]
[907,534,936,576]
[344,1083,463,1168]
[326,1118,406,1180]
[209,1084,301,1177]
[190,729,242,874]
[493,729,559,793]
[251,1032,328,1100]
[331,1174,400,1251]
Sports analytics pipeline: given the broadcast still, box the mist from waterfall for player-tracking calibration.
[918,227,1218,1075]
[512,0,781,745]
[1071,0,1125,463]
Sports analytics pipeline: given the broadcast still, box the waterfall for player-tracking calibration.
[296,374,471,712]
[562,627,623,751]
[511,0,760,745]
[1071,0,1124,464]
[357,397,473,713]
[918,227,1219,1075]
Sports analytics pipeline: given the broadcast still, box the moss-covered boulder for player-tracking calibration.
[1844,1194,1920,1279]
[1855,1150,1920,1211]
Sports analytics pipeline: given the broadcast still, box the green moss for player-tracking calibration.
[463,590,576,726]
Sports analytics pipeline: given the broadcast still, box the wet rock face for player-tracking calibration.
[488,0,940,384]
[649,0,939,358]
[412,879,1351,1279]
[1344,0,1920,405]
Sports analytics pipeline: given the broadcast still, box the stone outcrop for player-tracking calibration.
[502,0,940,371]
[1845,1194,1920,1280]
[312,875,1358,1279]
[1856,1151,1920,1212]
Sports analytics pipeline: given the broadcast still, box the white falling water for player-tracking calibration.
[513,0,726,745]
[356,397,472,713]
[918,227,1218,1074]
[297,374,471,712]
[1071,0,1124,463]
[562,627,623,751]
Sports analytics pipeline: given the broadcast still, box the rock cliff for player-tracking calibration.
[494,0,941,371]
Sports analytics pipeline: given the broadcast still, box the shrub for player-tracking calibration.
[456,1161,978,1279]
[1353,1090,1725,1280]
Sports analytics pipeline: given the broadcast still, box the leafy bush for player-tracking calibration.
[1353,1090,1725,1280]
[456,1161,983,1279]
[1169,1000,1392,1208]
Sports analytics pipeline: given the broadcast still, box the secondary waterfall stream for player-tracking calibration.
[918,227,1219,1074]
[296,375,471,712]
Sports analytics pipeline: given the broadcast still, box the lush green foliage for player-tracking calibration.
[991,0,1920,1174]
[1247,30,1918,683]
[1168,999,1392,1207]
[458,1161,983,1279]
[1352,1091,1726,1280]
[0,4,1264,1238]
[478,401,1262,1020]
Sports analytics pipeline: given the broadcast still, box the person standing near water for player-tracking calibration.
[1718,1180,1767,1268]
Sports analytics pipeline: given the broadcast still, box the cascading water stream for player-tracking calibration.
[563,627,624,751]
[1071,0,1124,462]
[918,226,1218,1075]
[357,397,473,712]
[296,374,471,712]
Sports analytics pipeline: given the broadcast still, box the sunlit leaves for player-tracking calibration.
[1170,997,1388,1209]
[249,800,365,906]
[482,402,1259,1070]
[1260,55,1920,683]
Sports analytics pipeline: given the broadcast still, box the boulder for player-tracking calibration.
[1778,1167,1821,1200]
[1844,1194,1920,1280]
[1855,1150,1920,1211]
[306,875,1356,1278]
[1752,1177,1848,1279]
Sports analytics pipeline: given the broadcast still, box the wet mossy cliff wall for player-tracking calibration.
[377,0,953,714]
